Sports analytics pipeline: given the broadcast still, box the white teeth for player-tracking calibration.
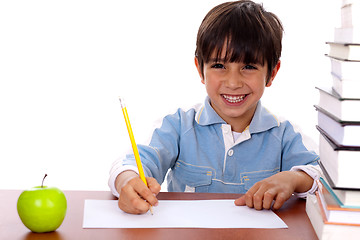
[223,95,245,103]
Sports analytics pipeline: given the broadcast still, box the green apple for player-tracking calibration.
[17,174,67,233]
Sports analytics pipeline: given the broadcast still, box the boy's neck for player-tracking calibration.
[221,107,256,133]
[230,121,250,133]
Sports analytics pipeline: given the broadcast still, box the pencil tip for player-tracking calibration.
[119,97,125,108]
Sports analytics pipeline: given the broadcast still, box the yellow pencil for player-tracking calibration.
[119,97,154,215]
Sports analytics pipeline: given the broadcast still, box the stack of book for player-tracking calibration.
[307,0,360,239]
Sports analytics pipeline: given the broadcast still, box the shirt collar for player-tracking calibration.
[195,96,279,133]
[195,96,225,126]
[249,101,280,134]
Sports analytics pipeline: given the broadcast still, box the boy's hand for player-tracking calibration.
[234,171,313,210]
[118,177,161,214]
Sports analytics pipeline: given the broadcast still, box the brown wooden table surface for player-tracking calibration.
[0,190,317,240]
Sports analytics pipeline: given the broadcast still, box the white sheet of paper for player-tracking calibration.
[83,199,288,229]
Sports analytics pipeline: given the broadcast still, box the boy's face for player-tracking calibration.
[195,53,280,132]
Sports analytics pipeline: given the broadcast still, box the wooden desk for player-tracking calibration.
[0,190,317,240]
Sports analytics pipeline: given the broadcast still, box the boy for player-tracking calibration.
[109,0,321,214]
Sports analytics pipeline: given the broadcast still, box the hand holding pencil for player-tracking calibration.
[117,98,160,214]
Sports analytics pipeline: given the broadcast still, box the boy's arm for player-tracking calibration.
[109,109,184,196]
[234,169,314,210]
[290,164,322,198]
[234,120,322,210]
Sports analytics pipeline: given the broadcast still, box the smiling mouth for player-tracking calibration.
[222,94,247,103]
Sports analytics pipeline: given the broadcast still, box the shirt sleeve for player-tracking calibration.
[290,164,323,198]
[279,120,322,198]
[281,121,320,170]
[108,158,139,198]
[109,109,184,197]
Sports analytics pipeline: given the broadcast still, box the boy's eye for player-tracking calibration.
[244,65,257,70]
[211,63,225,69]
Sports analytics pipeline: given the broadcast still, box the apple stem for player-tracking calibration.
[41,174,47,188]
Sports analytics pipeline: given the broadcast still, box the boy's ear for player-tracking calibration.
[266,60,281,87]
[194,57,205,84]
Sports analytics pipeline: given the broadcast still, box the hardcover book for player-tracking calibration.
[334,27,360,43]
[315,189,360,226]
[329,56,360,80]
[341,1,360,28]
[316,105,360,146]
[318,126,360,189]
[319,177,360,208]
[306,193,360,240]
[316,86,360,121]
[332,73,360,99]
[326,42,360,61]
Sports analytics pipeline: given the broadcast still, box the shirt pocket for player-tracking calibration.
[241,168,280,191]
[174,160,213,191]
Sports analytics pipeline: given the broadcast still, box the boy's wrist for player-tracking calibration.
[115,170,139,195]
[292,170,313,193]
[289,165,322,198]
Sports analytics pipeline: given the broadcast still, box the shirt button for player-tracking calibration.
[228,149,234,156]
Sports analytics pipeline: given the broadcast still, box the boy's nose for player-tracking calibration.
[224,74,244,89]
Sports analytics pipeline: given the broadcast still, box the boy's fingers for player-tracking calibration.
[136,186,158,207]
[243,188,256,208]
[234,195,246,206]
[272,192,288,210]
[122,177,158,213]
[147,177,161,195]
[129,177,159,207]
[262,190,277,209]
[253,190,266,210]
[244,182,266,209]
[118,184,150,214]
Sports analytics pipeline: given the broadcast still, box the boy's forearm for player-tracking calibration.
[291,170,314,193]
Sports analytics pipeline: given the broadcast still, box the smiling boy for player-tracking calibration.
[109,0,321,214]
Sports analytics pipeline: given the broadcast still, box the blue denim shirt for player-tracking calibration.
[123,97,319,193]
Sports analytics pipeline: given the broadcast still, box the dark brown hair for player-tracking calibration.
[195,0,283,82]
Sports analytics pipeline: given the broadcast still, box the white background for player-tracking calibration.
[0,0,339,190]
